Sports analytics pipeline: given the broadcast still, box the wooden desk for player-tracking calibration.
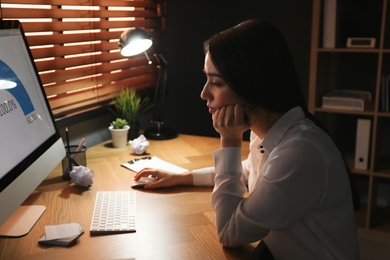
[0,134,258,260]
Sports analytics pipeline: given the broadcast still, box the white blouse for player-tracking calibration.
[193,106,359,260]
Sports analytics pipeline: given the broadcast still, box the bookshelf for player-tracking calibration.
[309,0,390,232]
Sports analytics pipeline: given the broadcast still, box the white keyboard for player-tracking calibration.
[90,191,136,235]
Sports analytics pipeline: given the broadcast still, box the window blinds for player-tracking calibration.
[0,0,163,118]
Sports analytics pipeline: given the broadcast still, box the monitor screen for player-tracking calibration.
[0,20,66,237]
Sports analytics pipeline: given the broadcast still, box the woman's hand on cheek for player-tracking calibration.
[212,104,249,147]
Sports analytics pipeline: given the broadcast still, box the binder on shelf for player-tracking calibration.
[322,0,337,48]
[354,119,371,170]
[380,74,389,112]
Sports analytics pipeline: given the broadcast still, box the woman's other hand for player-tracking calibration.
[134,168,193,189]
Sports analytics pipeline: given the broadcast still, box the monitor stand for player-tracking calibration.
[0,205,46,237]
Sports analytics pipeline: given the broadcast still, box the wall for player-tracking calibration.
[163,0,313,137]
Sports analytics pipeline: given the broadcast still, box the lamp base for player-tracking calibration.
[143,126,178,140]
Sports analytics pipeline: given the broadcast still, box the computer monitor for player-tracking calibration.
[0,20,66,237]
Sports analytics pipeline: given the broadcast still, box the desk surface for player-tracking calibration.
[0,134,258,260]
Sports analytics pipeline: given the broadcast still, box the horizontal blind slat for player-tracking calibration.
[1,0,156,8]
[22,20,159,33]
[25,29,161,46]
[3,9,158,19]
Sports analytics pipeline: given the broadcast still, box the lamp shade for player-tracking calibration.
[119,28,153,57]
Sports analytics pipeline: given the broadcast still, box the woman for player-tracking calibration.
[134,19,359,259]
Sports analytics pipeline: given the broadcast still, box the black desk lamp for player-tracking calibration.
[119,28,177,140]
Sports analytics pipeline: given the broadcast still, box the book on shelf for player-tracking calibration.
[322,90,371,111]
[322,0,337,48]
[381,74,390,112]
[354,118,371,170]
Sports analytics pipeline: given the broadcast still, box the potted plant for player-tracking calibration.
[110,88,152,140]
[109,118,130,148]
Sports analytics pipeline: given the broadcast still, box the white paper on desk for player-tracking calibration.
[122,156,188,174]
[44,223,84,240]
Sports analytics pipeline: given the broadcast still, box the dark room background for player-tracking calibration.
[161,0,313,138]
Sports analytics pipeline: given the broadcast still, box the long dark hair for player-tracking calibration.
[204,19,360,210]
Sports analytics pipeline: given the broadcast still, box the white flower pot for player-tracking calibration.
[109,125,130,148]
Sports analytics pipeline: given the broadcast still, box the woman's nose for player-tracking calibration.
[200,83,209,100]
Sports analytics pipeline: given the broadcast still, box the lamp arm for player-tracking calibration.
[143,53,177,140]
[151,54,168,125]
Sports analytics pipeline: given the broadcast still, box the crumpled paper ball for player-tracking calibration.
[69,166,94,187]
[129,134,150,155]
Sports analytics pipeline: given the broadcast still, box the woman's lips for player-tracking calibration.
[208,106,217,113]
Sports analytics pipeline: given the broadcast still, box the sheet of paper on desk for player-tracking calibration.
[122,156,188,174]
[38,223,84,247]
